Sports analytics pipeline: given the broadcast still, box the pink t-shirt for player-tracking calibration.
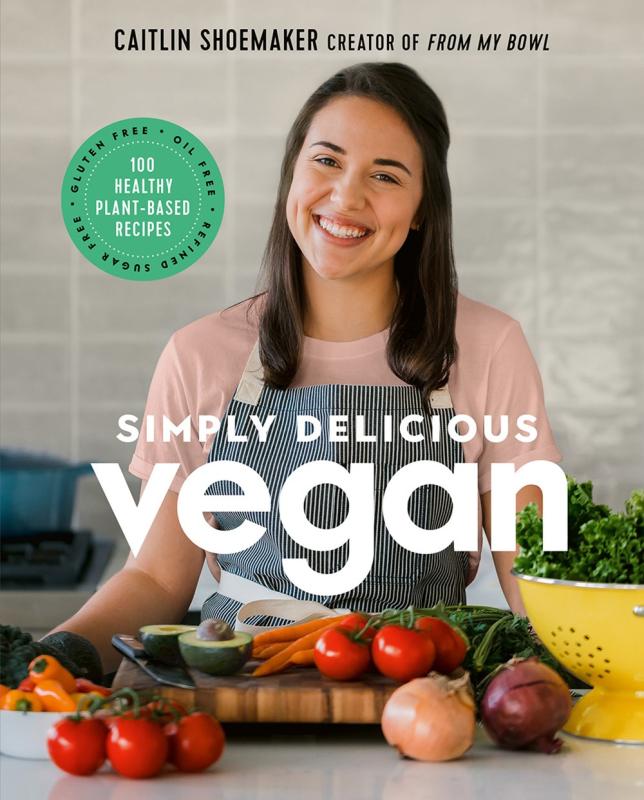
[129,292,561,574]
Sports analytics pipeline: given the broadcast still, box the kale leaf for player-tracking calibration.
[514,477,643,584]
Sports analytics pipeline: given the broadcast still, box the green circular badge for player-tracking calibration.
[61,117,224,280]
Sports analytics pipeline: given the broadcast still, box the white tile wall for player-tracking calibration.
[0,204,72,273]
[541,0,644,54]
[1,275,71,335]
[544,59,644,129]
[1,63,73,131]
[1,341,71,406]
[1,1,643,609]
[450,133,537,200]
[0,0,73,58]
[0,408,73,457]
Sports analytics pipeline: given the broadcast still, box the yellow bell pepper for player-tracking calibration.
[71,691,104,711]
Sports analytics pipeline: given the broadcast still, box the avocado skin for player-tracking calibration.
[40,631,103,683]
[178,631,252,676]
[139,625,196,666]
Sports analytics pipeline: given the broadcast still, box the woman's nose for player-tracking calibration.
[330,172,365,211]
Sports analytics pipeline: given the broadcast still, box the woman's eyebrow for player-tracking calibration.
[373,157,412,177]
[309,140,412,177]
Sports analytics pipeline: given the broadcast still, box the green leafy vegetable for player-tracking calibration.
[0,625,101,688]
[438,605,571,701]
[514,478,644,584]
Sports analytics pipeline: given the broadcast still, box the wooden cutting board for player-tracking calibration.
[112,658,397,724]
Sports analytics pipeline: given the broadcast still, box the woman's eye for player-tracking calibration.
[312,158,399,184]
[315,156,338,167]
[374,173,398,184]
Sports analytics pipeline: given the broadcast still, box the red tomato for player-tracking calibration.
[144,698,188,725]
[314,627,371,681]
[106,717,168,779]
[99,706,150,727]
[165,712,225,773]
[47,717,107,776]
[414,616,468,674]
[99,699,182,728]
[337,613,376,642]
[371,624,436,682]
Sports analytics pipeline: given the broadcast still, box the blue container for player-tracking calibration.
[0,449,93,534]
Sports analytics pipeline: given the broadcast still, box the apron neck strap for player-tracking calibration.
[232,338,454,410]
[429,385,453,410]
[233,339,264,406]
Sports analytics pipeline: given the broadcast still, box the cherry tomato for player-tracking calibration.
[144,698,188,725]
[98,705,150,727]
[99,699,175,728]
[106,717,168,779]
[371,624,436,682]
[47,717,107,776]
[337,613,376,642]
[314,627,371,681]
[165,712,225,773]
[414,616,468,674]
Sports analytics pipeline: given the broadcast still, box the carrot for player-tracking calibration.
[252,642,290,659]
[290,649,315,666]
[252,620,343,677]
[252,614,350,647]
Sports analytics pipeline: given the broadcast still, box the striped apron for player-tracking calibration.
[201,340,469,631]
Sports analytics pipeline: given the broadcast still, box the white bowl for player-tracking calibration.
[0,709,67,759]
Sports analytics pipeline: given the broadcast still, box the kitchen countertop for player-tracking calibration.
[2,725,642,800]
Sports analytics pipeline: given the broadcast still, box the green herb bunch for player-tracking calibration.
[445,606,566,697]
[514,478,644,584]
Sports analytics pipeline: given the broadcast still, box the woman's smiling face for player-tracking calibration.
[286,95,424,282]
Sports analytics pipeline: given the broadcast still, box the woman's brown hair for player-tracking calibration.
[249,61,458,407]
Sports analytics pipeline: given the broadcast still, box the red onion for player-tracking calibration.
[481,657,572,753]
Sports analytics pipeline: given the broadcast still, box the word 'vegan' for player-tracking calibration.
[93,459,567,596]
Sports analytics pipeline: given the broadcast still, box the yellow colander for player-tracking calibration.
[513,572,644,744]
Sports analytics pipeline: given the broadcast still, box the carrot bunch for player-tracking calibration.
[251,615,351,676]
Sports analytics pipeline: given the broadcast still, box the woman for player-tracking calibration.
[49,63,561,671]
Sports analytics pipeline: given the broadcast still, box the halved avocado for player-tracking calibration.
[139,624,196,665]
[178,630,252,676]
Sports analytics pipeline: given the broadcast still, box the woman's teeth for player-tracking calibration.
[316,215,369,239]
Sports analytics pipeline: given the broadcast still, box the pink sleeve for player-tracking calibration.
[476,321,562,495]
[128,334,205,494]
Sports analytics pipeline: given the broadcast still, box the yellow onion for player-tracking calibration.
[381,672,476,762]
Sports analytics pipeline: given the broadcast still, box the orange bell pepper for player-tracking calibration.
[0,685,9,701]
[18,677,36,692]
[28,655,76,694]
[33,679,76,712]
[2,689,43,712]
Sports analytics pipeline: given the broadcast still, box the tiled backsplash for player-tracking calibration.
[1,1,642,607]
